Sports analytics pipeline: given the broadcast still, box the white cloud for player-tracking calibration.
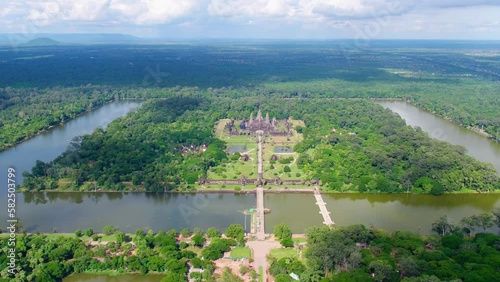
[110,0,198,24]
[309,0,409,19]
[208,0,296,18]
[420,0,500,9]
[1,0,499,39]
[27,0,110,25]
[23,0,198,26]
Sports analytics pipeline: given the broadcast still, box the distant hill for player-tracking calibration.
[24,37,60,46]
[0,33,143,46]
[46,33,143,43]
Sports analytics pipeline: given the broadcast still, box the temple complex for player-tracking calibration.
[226,109,291,136]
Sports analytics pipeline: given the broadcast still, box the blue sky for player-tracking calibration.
[1,0,500,39]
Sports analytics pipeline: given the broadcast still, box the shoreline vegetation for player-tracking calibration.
[16,186,500,194]
[5,99,118,149]
[0,87,121,152]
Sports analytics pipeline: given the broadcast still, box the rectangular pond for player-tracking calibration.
[227,145,247,153]
[274,146,293,153]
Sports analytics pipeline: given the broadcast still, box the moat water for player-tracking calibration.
[0,192,497,235]
[376,101,500,173]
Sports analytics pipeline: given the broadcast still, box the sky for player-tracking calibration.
[1,0,500,40]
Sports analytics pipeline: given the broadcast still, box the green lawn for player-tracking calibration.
[0,233,75,240]
[269,248,300,260]
[199,184,253,190]
[207,162,257,179]
[292,238,307,244]
[99,234,118,242]
[185,246,202,256]
[261,141,309,181]
[223,135,257,144]
[231,247,252,259]
[45,233,76,240]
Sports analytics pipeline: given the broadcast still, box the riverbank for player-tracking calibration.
[16,186,498,194]
[404,99,497,140]
[0,98,144,153]
[280,96,498,141]
[0,99,116,153]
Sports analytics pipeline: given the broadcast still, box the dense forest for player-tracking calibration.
[271,210,500,282]
[1,210,499,282]
[0,42,499,148]
[2,79,498,154]
[0,224,249,282]
[21,94,500,193]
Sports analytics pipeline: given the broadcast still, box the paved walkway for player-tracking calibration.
[314,186,334,225]
[257,131,263,179]
[255,131,266,240]
[255,186,266,240]
[247,240,281,282]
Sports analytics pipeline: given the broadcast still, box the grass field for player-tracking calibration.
[199,184,256,190]
[185,246,202,256]
[292,237,307,244]
[208,141,258,179]
[261,145,308,181]
[223,135,258,144]
[269,248,301,260]
[230,247,252,259]
[215,119,230,138]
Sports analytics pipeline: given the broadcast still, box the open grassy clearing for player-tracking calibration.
[230,247,252,259]
[261,145,307,181]
[208,140,258,179]
[199,184,255,190]
[269,246,307,263]
[215,119,230,138]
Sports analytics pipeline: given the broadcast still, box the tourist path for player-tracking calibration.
[314,185,334,226]
[257,131,263,179]
[255,131,266,240]
[255,186,266,240]
[247,239,280,282]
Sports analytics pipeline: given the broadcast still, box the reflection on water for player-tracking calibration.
[10,192,497,235]
[265,193,500,234]
[4,192,255,233]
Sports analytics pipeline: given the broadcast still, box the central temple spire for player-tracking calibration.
[257,108,262,120]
